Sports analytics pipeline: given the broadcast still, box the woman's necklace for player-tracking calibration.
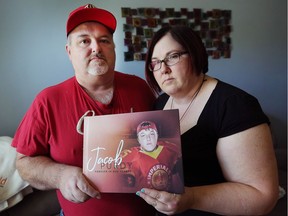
[171,76,206,122]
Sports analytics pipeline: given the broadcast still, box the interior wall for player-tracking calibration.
[0,0,286,148]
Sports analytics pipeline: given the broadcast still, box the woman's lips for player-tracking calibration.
[162,77,174,85]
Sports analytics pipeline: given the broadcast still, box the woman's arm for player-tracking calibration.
[137,123,279,215]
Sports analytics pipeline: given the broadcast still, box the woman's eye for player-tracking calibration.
[168,53,178,59]
[151,60,160,66]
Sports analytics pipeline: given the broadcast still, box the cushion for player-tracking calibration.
[0,136,32,212]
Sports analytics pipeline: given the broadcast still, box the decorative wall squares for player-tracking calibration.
[121,7,232,61]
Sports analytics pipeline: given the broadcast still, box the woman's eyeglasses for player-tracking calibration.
[149,51,188,72]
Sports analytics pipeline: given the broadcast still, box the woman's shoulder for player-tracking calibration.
[205,79,269,137]
[211,79,259,104]
[214,79,250,95]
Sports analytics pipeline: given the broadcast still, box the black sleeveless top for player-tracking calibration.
[155,80,269,216]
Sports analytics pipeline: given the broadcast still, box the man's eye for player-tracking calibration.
[80,39,89,44]
[100,39,110,44]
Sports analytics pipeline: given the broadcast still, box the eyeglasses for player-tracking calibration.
[149,51,188,72]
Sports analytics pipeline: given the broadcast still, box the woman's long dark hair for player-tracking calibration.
[145,26,209,95]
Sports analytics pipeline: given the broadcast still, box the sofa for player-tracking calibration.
[0,136,60,216]
[0,189,60,216]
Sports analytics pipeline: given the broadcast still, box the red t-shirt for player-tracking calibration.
[12,72,156,216]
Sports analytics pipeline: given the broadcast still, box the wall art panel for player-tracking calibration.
[121,7,232,61]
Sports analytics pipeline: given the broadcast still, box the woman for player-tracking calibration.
[136,26,279,215]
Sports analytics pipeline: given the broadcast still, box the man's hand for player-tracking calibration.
[58,166,101,203]
[16,154,101,203]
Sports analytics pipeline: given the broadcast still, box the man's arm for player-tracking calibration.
[16,153,101,203]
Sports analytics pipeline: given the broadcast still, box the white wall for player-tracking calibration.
[0,0,286,148]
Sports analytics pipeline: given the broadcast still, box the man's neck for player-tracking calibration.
[76,73,115,104]
[86,87,114,104]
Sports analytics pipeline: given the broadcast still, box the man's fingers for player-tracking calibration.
[77,175,101,199]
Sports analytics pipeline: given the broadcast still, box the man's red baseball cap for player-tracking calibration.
[66,4,117,36]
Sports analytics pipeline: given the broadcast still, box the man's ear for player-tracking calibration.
[65,44,72,61]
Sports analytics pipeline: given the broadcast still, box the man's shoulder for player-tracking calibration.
[114,72,154,102]
[35,77,75,101]
[115,71,145,84]
[39,77,75,94]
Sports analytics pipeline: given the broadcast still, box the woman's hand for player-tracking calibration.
[136,188,187,215]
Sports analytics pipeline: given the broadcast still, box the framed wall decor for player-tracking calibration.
[121,7,232,61]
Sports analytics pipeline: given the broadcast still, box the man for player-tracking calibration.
[121,121,184,193]
[12,4,155,216]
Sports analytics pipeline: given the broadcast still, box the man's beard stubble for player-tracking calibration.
[87,51,111,76]
[87,60,109,76]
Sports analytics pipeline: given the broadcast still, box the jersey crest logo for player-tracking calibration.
[147,164,171,190]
